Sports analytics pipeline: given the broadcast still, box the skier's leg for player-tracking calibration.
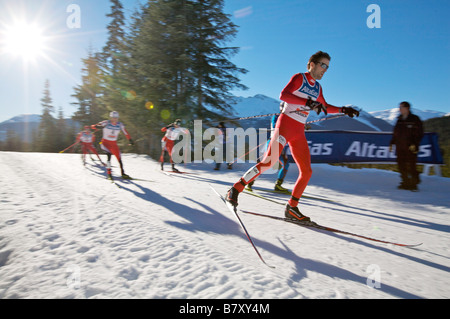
[160,140,166,167]
[89,144,103,163]
[227,129,285,207]
[100,141,113,176]
[110,143,126,176]
[278,153,290,181]
[227,114,299,207]
[81,143,88,165]
[165,140,178,171]
[105,153,112,177]
[274,152,290,191]
[233,131,284,192]
[287,131,312,208]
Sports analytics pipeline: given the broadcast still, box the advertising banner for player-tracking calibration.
[301,131,443,164]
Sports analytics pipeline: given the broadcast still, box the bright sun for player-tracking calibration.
[2,21,46,60]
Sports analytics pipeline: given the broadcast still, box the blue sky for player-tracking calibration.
[0,0,449,122]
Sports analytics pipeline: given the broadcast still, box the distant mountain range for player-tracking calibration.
[0,115,40,142]
[369,108,448,125]
[0,115,76,143]
[230,94,447,132]
[1,94,447,142]
[2,114,42,124]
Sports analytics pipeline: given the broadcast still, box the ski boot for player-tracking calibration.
[245,181,254,192]
[274,179,289,193]
[121,173,132,180]
[285,204,311,224]
[226,187,240,207]
[107,167,113,180]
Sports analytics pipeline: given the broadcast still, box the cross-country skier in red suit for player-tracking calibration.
[92,111,134,180]
[76,125,104,166]
[160,119,189,172]
[226,51,359,223]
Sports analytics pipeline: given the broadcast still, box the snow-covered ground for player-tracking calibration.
[0,152,449,299]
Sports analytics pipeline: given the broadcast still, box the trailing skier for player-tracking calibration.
[76,126,103,165]
[160,119,189,172]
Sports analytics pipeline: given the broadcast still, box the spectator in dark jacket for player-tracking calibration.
[390,102,424,191]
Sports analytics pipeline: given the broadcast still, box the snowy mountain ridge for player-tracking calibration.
[369,108,447,125]
[231,94,446,131]
[230,95,393,132]
[2,114,41,124]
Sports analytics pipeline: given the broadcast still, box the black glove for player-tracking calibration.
[128,139,135,146]
[341,106,360,118]
[306,97,328,115]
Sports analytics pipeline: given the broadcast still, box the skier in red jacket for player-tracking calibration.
[160,119,189,172]
[76,126,103,165]
[226,51,359,223]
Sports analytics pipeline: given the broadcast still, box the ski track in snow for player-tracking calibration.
[0,152,449,299]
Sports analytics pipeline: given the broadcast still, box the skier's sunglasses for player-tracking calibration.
[313,61,329,70]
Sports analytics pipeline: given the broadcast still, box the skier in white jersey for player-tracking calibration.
[92,111,134,179]
[160,119,188,172]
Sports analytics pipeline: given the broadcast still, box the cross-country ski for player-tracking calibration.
[239,210,422,248]
[210,185,275,269]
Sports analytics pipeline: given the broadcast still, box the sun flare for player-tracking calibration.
[2,21,46,60]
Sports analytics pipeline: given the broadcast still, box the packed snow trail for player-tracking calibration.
[1,152,449,298]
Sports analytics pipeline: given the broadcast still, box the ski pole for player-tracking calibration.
[306,113,346,125]
[59,141,80,154]
[202,109,349,125]
[231,115,347,162]
[201,112,282,125]
[231,139,268,164]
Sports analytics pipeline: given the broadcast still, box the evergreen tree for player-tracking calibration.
[4,129,22,151]
[102,0,127,76]
[130,0,194,122]
[37,80,57,152]
[55,107,74,152]
[129,0,247,123]
[100,0,156,155]
[72,49,105,126]
[100,0,130,118]
[189,0,248,119]
[73,0,248,158]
